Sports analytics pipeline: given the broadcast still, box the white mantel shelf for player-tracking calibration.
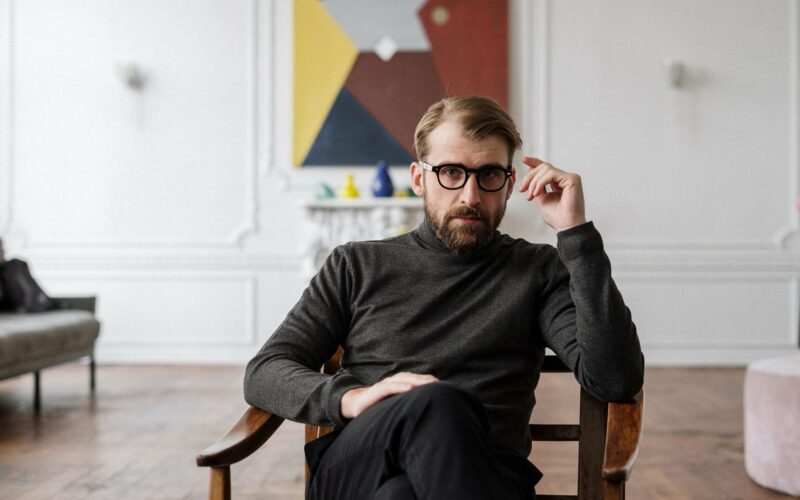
[300,197,423,209]
[299,197,425,277]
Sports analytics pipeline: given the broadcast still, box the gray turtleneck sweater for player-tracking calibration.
[244,220,644,457]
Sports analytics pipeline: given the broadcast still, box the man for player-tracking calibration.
[244,96,644,500]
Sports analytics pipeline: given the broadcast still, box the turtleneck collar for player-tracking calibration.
[413,217,501,258]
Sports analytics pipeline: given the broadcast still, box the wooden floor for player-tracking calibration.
[0,364,792,499]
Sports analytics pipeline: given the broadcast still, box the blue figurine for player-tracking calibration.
[371,160,394,197]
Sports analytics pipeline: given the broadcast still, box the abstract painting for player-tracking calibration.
[293,0,508,166]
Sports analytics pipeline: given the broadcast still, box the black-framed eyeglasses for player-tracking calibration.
[419,161,512,192]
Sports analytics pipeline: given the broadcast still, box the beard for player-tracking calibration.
[424,198,507,256]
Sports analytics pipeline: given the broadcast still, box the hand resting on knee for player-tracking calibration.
[340,372,439,419]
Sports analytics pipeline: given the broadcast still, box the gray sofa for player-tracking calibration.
[0,296,100,410]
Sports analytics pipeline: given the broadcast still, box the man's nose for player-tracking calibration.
[459,174,481,206]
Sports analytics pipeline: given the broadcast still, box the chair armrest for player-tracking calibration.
[196,406,285,468]
[602,389,644,482]
[50,296,97,313]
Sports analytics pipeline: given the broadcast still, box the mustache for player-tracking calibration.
[446,206,488,221]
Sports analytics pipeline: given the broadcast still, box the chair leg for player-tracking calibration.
[209,466,231,500]
[604,481,624,500]
[578,389,608,499]
[33,370,41,412]
[90,354,96,391]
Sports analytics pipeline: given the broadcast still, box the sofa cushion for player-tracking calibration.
[0,310,100,367]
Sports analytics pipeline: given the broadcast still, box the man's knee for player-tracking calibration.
[405,381,475,403]
[373,474,416,500]
[400,382,487,427]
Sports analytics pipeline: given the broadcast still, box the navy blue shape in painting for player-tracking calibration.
[303,88,413,166]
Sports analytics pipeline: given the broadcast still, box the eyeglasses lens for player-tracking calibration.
[434,165,509,192]
[478,168,507,191]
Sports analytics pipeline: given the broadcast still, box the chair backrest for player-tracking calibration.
[533,355,608,500]
[304,349,610,500]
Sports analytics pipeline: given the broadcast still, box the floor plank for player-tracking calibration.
[0,364,792,499]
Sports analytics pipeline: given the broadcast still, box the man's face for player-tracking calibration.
[411,120,516,255]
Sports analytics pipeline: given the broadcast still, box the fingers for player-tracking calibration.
[517,156,542,193]
[369,373,438,401]
[367,381,416,402]
[351,373,439,417]
[385,372,439,385]
[532,168,563,199]
[343,383,407,418]
[518,156,579,201]
[520,160,558,201]
[521,156,545,170]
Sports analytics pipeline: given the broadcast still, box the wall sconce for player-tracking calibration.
[116,62,147,91]
[663,59,685,88]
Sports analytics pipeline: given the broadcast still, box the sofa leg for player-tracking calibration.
[90,354,96,391]
[33,370,41,412]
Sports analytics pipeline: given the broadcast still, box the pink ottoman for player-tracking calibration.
[744,354,800,496]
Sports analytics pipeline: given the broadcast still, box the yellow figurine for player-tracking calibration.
[339,174,360,198]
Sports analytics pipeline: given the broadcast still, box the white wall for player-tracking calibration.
[0,0,798,365]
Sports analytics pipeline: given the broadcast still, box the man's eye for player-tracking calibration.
[481,169,501,180]
[443,167,463,177]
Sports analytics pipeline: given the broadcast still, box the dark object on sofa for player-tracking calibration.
[0,258,52,312]
[0,296,100,411]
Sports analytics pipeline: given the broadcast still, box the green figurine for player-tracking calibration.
[315,182,336,199]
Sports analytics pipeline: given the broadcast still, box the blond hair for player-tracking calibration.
[414,96,522,165]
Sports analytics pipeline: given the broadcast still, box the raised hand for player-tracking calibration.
[518,156,587,232]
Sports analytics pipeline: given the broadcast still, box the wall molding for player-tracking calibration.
[264,0,294,190]
[0,0,13,234]
[530,0,551,159]
[611,249,800,274]
[257,0,275,180]
[536,0,799,251]
[230,0,263,247]
[41,272,259,347]
[6,0,265,251]
[776,0,800,249]
[644,341,793,349]
[19,245,800,275]
[29,251,302,272]
[642,346,799,366]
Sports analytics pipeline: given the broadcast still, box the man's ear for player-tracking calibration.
[506,168,516,200]
[410,162,425,196]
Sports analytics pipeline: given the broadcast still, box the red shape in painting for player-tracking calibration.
[418,0,508,108]
[344,51,445,157]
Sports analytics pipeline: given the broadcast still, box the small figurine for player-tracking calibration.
[339,174,360,198]
[315,182,336,199]
[395,186,418,198]
[371,160,394,197]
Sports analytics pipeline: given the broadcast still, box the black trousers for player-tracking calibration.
[304,382,542,500]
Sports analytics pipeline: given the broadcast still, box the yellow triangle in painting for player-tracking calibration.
[294,0,358,165]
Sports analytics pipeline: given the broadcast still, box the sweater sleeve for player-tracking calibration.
[243,245,365,427]
[537,221,644,402]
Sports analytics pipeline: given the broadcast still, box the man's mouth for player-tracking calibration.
[451,215,484,225]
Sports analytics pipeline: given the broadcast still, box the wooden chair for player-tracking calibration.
[196,349,644,500]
